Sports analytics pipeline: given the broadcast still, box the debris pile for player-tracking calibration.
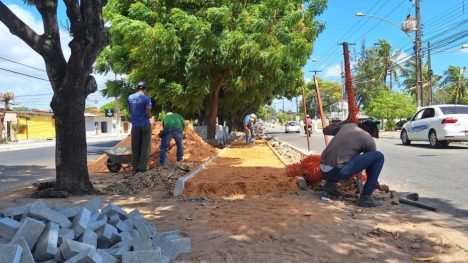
[267,140,304,164]
[96,163,192,195]
[0,197,190,263]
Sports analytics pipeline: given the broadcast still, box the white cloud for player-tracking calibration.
[0,4,112,110]
[325,64,341,78]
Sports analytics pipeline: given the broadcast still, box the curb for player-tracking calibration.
[173,147,229,197]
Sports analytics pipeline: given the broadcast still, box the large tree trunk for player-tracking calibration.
[207,72,228,139]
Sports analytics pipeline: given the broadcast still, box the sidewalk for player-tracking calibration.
[0,133,128,152]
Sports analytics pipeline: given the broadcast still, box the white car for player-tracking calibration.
[400,104,468,148]
[285,121,300,133]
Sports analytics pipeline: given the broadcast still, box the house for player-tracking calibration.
[84,113,131,136]
[16,111,55,140]
[1,111,19,141]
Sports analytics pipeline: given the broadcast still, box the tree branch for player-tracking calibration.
[0,1,45,55]
[63,0,82,35]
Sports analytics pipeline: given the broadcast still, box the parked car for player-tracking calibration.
[285,121,300,133]
[394,119,408,131]
[400,104,468,148]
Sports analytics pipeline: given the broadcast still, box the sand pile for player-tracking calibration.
[88,122,218,174]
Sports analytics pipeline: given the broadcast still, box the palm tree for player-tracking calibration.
[402,61,441,104]
[374,40,406,89]
[441,66,468,104]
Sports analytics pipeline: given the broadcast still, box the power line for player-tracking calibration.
[0,67,49,81]
[0,56,46,72]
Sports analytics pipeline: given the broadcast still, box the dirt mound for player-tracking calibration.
[183,141,298,197]
[88,122,218,174]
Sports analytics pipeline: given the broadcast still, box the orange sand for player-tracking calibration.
[184,141,298,197]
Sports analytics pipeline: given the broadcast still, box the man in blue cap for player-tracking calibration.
[128,81,152,173]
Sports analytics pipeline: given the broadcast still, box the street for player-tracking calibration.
[0,139,120,192]
[265,124,468,222]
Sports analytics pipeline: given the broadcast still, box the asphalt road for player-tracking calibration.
[0,140,120,192]
[265,124,468,222]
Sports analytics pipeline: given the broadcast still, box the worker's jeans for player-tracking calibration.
[321,151,384,195]
[160,127,184,165]
[131,124,152,171]
[245,127,255,145]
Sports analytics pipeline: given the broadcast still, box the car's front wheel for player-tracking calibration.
[401,130,411,145]
[429,130,441,148]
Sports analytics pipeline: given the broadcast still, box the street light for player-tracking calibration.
[356,12,423,108]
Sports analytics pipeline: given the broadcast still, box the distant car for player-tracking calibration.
[394,119,407,131]
[285,121,300,133]
[400,104,468,148]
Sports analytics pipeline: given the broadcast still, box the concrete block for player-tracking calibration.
[29,204,72,229]
[172,237,191,254]
[161,255,170,263]
[72,207,91,238]
[9,238,34,263]
[296,176,308,190]
[34,222,59,262]
[101,204,128,220]
[0,237,9,244]
[87,216,107,232]
[51,205,81,219]
[96,249,119,263]
[133,219,150,240]
[63,248,103,263]
[143,220,158,237]
[130,229,140,239]
[0,217,21,238]
[58,229,74,246]
[115,220,132,233]
[96,224,119,249]
[11,217,46,249]
[122,248,162,263]
[79,229,97,248]
[161,230,180,239]
[89,212,99,223]
[3,204,31,221]
[84,197,103,214]
[59,239,94,260]
[40,260,58,263]
[0,244,23,263]
[120,231,133,242]
[153,234,182,260]
[133,238,152,251]
[128,209,144,220]
[109,214,120,226]
[124,218,134,229]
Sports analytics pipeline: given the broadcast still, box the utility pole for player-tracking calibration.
[427,41,433,106]
[312,73,329,146]
[301,82,311,151]
[339,42,357,124]
[114,74,121,136]
[415,0,424,107]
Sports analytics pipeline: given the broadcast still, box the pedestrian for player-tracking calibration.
[243,113,257,146]
[319,119,385,207]
[128,81,152,173]
[160,112,185,166]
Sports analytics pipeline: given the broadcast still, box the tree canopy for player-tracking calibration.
[99,0,327,137]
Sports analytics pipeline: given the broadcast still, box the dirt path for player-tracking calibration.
[183,141,297,197]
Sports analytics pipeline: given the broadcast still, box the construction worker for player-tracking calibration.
[243,113,257,146]
[160,112,185,166]
[319,120,385,207]
[128,81,152,173]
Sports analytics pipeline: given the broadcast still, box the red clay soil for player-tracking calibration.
[88,122,218,174]
[183,141,298,197]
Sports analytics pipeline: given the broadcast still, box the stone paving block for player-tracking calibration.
[29,204,72,229]
[34,222,59,262]
[130,229,140,239]
[11,217,46,249]
[143,220,158,237]
[0,237,9,244]
[84,197,103,214]
[101,204,128,220]
[51,205,81,219]
[122,248,162,263]
[96,224,119,249]
[124,218,134,229]
[79,229,97,248]
[120,231,133,242]
[58,229,74,246]
[161,230,180,240]
[9,238,34,263]
[0,244,23,263]
[128,209,144,220]
[59,239,94,260]
[96,249,119,263]
[161,255,170,263]
[133,219,150,240]
[3,204,31,221]
[40,260,58,263]
[133,237,152,251]
[87,216,107,232]
[115,220,132,233]
[153,234,182,260]
[63,248,103,263]
[109,214,120,226]
[171,237,191,254]
[0,217,21,238]
[72,207,91,238]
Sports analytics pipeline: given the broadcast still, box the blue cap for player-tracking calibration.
[137,81,148,89]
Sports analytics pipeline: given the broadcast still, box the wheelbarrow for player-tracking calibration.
[104,147,132,173]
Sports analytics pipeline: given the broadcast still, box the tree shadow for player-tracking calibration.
[0,164,55,192]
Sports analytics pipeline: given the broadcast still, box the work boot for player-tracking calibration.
[358,194,383,207]
[323,181,343,198]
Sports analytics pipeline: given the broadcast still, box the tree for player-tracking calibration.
[441,66,468,104]
[401,61,441,105]
[257,105,275,122]
[302,78,341,117]
[364,89,416,130]
[0,1,108,194]
[0,92,15,140]
[101,0,327,138]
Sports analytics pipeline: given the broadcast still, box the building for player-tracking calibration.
[16,111,56,140]
[84,113,131,136]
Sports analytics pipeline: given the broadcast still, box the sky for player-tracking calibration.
[0,0,467,112]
